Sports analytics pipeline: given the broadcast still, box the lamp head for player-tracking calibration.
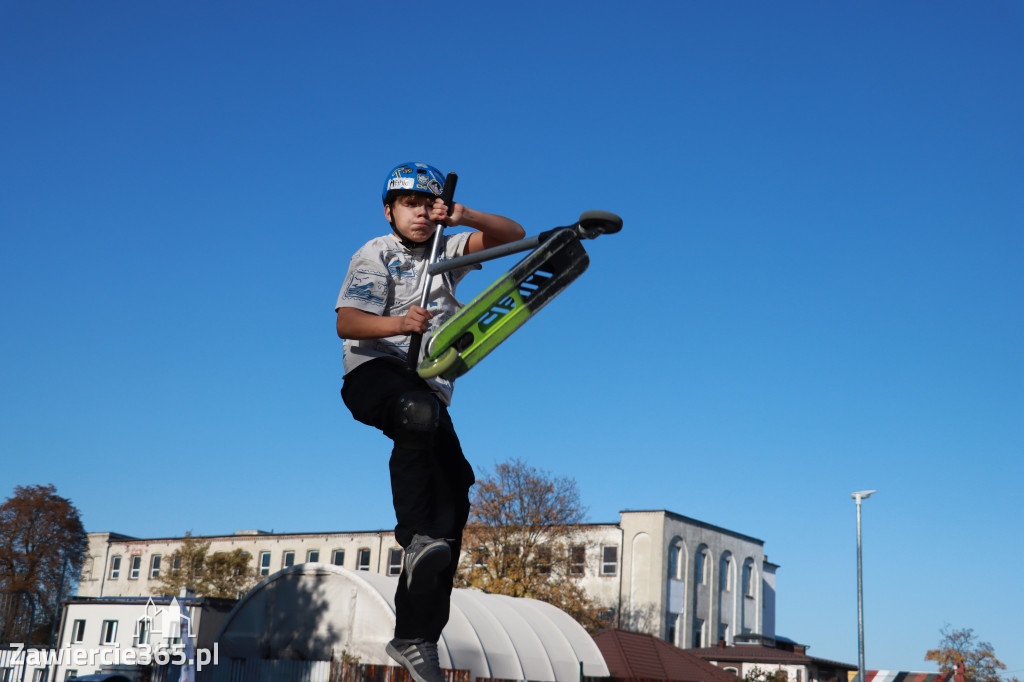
[851,490,877,500]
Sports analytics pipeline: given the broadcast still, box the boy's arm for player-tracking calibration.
[336,306,432,340]
[433,201,525,254]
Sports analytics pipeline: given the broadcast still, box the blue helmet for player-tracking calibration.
[382,162,445,205]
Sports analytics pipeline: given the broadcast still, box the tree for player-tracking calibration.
[202,549,258,599]
[155,532,257,599]
[0,484,88,644]
[746,667,789,682]
[455,458,610,632]
[925,625,1020,682]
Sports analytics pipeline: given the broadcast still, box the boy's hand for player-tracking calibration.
[400,305,433,335]
[431,198,463,227]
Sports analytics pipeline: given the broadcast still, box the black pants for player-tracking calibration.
[341,358,474,642]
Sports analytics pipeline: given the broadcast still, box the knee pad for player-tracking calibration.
[392,390,440,449]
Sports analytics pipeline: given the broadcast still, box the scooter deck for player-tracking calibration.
[417,228,590,381]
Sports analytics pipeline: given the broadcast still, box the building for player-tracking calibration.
[0,595,234,682]
[79,509,777,649]
[690,640,856,682]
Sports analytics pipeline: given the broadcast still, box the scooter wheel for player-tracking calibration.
[417,347,460,379]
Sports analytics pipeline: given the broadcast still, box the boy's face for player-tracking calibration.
[385,194,437,244]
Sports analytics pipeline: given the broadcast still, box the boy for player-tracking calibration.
[335,162,524,682]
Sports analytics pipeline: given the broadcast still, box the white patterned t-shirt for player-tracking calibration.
[335,231,475,405]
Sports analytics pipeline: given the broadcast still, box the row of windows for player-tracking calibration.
[258,548,380,575]
[469,545,618,576]
[107,544,621,581]
[0,669,51,681]
[667,543,757,597]
[66,617,182,647]
[105,547,378,581]
[665,613,735,648]
[107,554,163,580]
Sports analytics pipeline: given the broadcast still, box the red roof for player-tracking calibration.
[689,644,855,670]
[593,630,740,682]
[689,644,812,664]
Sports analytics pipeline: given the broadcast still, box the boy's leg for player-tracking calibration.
[342,360,444,545]
[393,410,473,642]
[342,359,473,642]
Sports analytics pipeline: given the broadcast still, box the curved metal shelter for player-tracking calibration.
[214,564,609,682]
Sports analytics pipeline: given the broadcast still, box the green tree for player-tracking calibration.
[925,625,1019,682]
[455,459,610,633]
[155,532,257,599]
[0,484,88,644]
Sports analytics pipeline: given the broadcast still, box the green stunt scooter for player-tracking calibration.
[417,210,623,381]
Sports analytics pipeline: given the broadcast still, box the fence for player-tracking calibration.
[149,659,475,682]
[0,591,36,647]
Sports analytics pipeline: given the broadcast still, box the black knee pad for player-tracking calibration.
[392,390,440,449]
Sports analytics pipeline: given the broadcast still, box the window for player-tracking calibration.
[282,551,295,568]
[307,550,320,563]
[472,547,489,567]
[666,612,679,645]
[259,552,272,576]
[100,620,117,645]
[135,618,151,646]
[692,618,704,648]
[129,555,142,580]
[535,546,551,575]
[387,548,403,576]
[743,560,755,598]
[109,556,121,579]
[718,622,729,644]
[332,550,345,566]
[150,555,162,579]
[569,546,585,576]
[720,555,733,592]
[668,539,684,580]
[695,548,708,585]
[169,611,187,646]
[356,548,371,571]
[601,545,618,576]
[71,619,85,643]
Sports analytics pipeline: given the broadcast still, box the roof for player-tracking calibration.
[689,644,856,671]
[214,563,609,682]
[618,509,765,546]
[592,629,739,682]
[868,671,950,682]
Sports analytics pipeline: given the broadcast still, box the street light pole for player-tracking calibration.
[851,490,876,682]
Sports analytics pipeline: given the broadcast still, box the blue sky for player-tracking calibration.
[2,0,1021,674]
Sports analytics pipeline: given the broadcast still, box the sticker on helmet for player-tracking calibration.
[388,178,415,191]
[414,175,442,196]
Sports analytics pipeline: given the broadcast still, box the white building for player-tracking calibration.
[0,595,234,682]
[79,509,778,650]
